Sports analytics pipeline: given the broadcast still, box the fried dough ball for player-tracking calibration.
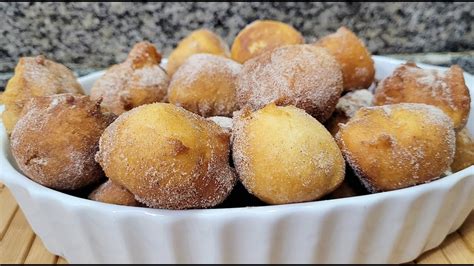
[10,94,115,190]
[1,56,84,134]
[325,89,373,136]
[231,20,304,64]
[168,54,242,117]
[89,180,140,206]
[95,103,236,209]
[373,63,470,130]
[336,103,456,192]
[90,41,169,115]
[315,26,375,91]
[236,45,343,122]
[232,104,345,204]
[167,29,230,77]
[451,128,474,172]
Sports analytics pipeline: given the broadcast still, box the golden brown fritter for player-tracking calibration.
[374,63,470,130]
[1,56,84,134]
[89,179,140,206]
[95,103,236,209]
[231,20,304,64]
[10,94,115,190]
[167,29,230,77]
[336,103,455,192]
[236,45,343,123]
[315,26,375,91]
[451,128,474,172]
[232,104,345,204]
[91,41,169,115]
[168,54,242,117]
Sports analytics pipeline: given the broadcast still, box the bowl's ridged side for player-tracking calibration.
[6,171,473,263]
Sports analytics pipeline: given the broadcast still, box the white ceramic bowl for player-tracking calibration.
[1,56,473,264]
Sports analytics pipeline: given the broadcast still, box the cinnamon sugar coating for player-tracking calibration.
[232,104,345,204]
[374,63,470,130]
[336,103,456,192]
[236,45,343,123]
[95,103,236,209]
[231,20,304,64]
[91,41,169,115]
[1,56,84,134]
[89,179,140,206]
[11,94,115,190]
[167,29,230,77]
[168,54,242,117]
[315,26,375,91]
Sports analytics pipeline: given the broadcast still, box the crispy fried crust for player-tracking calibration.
[232,104,345,204]
[336,103,455,192]
[236,45,343,123]
[89,179,140,206]
[315,26,375,91]
[10,94,115,190]
[1,56,84,134]
[374,63,470,130]
[95,103,236,209]
[168,54,242,117]
[167,29,230,77]
[451,128,474,172]
[90,41,169,115]
[231,20,304,64]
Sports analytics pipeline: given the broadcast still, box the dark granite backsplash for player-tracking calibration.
[0,2,473,89]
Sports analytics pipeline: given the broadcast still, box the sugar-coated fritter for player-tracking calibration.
[451,128,474,172]
[315,26,375,91]
[236,45,343,123]
[1,56,84,134]
[231,20,304,64]
[167,29,230,77]
[336,103,456,192]
[89,179,140,207]
[91,41,169,115]
[232,104,345,204]
[374,63,470,130]
[168,54,242,117]
[11,94,115,190]
[95,103,236,209]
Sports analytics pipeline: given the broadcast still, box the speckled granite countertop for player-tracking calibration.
[0,2,473,89]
